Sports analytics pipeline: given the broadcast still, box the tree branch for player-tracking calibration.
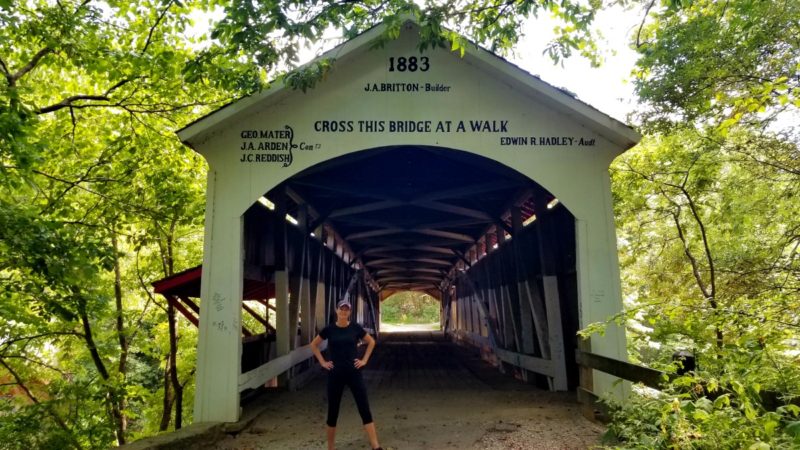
[36,95,111,114]
[35,77,138,114]
[77,303,110,380]
[10,47,53,84]
[3,354,69,375]
[677,184,716,301]
[0,56,11,84]
[636,0,657,48]
[0,331,83,353]
[141,0,174,55]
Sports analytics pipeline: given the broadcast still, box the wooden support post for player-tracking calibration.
[511,208,536,357]
[288,233,304,379]
[170,295,199,327]
[486,260,515,351]
[242,302,272,330]
[313,243,326,332]
[449,287,456,334]
[327,237,336,323]
[298,204,313,345]
[496,224,506,245]
[178,295,201,315]
[473,293,482,335]
[456,285,463,333]
[543,275,567,390]
[534,191,568,391]
[521,278,550,357]
[499,282,520,352]
[272,190,291,385]
[485,275,504,348]
[288,240,302,350]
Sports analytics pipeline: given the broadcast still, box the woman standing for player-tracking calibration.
[310,299,382,450]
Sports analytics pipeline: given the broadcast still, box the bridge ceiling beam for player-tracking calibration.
[262,146,554,292]
[375,268,445,276]
[366,257,452,267]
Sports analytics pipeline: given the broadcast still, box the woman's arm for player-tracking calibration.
[354,333,376,369]
[310,335,334,370]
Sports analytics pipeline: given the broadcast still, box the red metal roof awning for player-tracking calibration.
[152,265,275,300]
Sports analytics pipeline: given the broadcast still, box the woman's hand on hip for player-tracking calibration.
[354,358,368,369]
[321,360,334,370]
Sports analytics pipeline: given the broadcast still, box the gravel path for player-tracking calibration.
[213,333,604,450]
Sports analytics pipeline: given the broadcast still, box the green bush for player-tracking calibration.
[380,292,440,324]
[603,373,800,449]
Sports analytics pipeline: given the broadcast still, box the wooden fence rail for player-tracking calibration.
[575,349,799,422]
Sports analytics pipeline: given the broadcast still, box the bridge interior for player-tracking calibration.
[155,144,582,409]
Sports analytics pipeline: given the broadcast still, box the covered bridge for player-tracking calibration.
[168,18,640,424]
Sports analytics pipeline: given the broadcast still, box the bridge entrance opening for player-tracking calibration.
[236,145,581,391]
[379,291,440,333]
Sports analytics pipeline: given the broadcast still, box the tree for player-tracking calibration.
[596,1,800,446]
[0,0,225,446]
[630,0,800,132]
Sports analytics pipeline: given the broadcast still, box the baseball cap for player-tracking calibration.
[336,299,352,309]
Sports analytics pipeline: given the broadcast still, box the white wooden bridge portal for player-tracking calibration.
[158,18,640,426]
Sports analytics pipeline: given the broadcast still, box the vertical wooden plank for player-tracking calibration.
[544,275,568,390]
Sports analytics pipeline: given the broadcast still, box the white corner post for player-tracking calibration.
[575,170,629,400]
[194,169,244,422]
[272,189,292,385]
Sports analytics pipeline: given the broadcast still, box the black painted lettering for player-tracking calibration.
[388,55,430,72]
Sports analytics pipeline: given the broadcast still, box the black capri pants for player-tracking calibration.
[326,368,373,427]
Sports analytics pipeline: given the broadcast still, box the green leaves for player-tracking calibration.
[202,0,603,92]
[632,0,800,132]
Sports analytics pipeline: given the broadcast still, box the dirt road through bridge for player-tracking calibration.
[213,332,604,449]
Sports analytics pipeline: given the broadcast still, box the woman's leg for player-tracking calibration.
[348,371,380,449]
[326,372,346,450]
[326,425,336,450]
[363,422,380,449]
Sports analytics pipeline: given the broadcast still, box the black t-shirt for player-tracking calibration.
[319,322,367,371]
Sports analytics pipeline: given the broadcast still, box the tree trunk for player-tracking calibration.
[112,231,128,444]
[168,300,184,429]
[158,356,174,431]
[77,302,126,445]
[158,216,182,430]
